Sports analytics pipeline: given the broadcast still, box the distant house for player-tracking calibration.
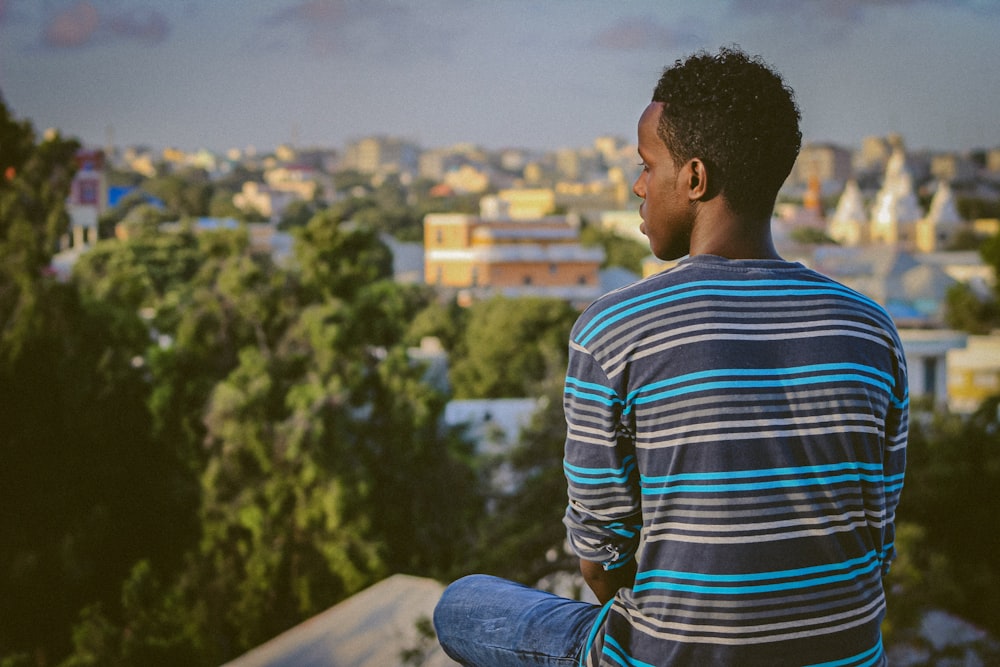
[808,246,959,327]
[423,196,605,307]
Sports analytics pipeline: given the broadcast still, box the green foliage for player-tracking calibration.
[579,224,648,273]
[293,211,394,302]
[471,379,577,585]
[0,103,79,364]
[944,282,1000,334]
[1,101,192,663]
[449,295,578,399]
[957,196,1000,221]
[278,198,324,230]
[788,226,838,245]
[142,169,213,218]
[404,297,466,351]
[889,399,1000,637]
[944,233,1000,333]
[59,562,203,667]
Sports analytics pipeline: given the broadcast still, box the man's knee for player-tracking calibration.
[434,574,494,659]
[434,574,489,631]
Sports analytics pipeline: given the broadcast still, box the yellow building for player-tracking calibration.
[496,188,555,219]
[947,334,1000,414]
[424,198,604,307]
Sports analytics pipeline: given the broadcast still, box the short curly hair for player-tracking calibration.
[652,46,801,220]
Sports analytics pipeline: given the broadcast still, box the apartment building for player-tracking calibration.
[423,196,604,307]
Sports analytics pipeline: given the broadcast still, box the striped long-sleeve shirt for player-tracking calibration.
[563,255,908,667]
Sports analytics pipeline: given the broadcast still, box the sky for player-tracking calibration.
[1,0,998,156]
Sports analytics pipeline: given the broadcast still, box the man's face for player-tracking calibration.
[632,102,692,260]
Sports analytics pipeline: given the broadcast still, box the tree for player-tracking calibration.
[449,296,578,399]
[471,378,577,585]
[292,211,394,302]
[0,99,79,363]
[943,232,1000,334]
[944,282,1000,334]
[1,100,190,663]
[142,169,212,218]
[579,224,648,273]
[891,398,1000,636]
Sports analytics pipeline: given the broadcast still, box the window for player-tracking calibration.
[922,357,937,397]
[78,179,98,205]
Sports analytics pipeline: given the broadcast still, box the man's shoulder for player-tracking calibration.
[571,265,689,343]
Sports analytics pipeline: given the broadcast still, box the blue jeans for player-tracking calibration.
[434,574,603,667]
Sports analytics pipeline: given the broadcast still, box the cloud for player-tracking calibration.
[43,1,100,48]
[108,8,171,43]
[729,0,997,24]
[40,1,171,49]
[589,16,702,52]
[262,0,448,60]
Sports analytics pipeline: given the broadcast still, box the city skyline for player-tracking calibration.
[1,1,999,155]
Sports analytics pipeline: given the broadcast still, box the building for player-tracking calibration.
[828,142,970,253]
[827,180,868,246]
[898,329,968,408]
[869,147,923,247]
[233,181,298,220]
[423,197,605,306]
[915,180,965,253]
[495,188,555,219]
[789,142,853,189]
[947,333,1000,414]
[341,136,419,176]
[65,149,108,248]
[808,246,958,327]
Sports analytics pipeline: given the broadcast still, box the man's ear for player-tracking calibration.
[686,159,709,201]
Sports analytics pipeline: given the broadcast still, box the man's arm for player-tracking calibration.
[580,557,638,605]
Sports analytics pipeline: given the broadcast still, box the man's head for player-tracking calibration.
[650,46,801,221]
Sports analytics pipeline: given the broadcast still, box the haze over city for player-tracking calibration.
[1,0,998,155]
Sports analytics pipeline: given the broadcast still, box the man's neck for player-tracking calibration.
[688,204,781,260]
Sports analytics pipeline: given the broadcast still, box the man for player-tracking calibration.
[435,47,907,666]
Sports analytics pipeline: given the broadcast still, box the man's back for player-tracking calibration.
[564,255,908,666]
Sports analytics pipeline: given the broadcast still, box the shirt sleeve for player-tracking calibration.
[880,341,909,577]
[562,340,642,571]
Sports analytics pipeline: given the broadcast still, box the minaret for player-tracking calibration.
[827,180,867,246]
[869,145,922,248]
[916,180,964,252]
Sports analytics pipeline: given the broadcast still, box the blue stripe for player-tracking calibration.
[566,376,619,398]
[566,462,637,485]
[641,472,886,495]
[633,558,880,595]
[579,600,615,667]
[602,635,656,667]
[805,636,883,667]
[624,373,894,415]
[578,283,880,347]
[635,551,877,584]
[641,461,883,485]
[564,455,636,477]
[575,278,878,347]
[565,386,624,408]
[624,363,896,402]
